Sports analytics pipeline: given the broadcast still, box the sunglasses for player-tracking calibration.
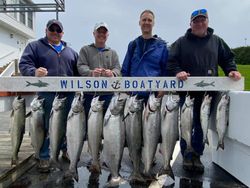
[191,9,207,17]
[48,27,62,33]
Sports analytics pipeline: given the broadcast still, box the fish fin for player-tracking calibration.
[103,115,111,127]
[158,166,175,180]
[129,171,145,183]
[122,112,129,121]
[88,110,92,120]
[163,110,167,119]
[73,169,79,182]
[25,111,32,118]
[67,112,74,120]
[50,110,53,118]
[87,142,91,154]
[205,138,209,145]
[10,110,14,117]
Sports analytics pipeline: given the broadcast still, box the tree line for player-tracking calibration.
[232,46,250,65]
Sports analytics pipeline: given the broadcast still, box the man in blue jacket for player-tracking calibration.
[121,9,168,101]
[19,19,78,172]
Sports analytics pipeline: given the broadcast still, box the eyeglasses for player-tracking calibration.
[191,9,207,18]
[48,27,62,33]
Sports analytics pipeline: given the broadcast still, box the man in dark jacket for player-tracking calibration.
[121,9,168,101]
[168,9,241,173]
[19,19,78,172]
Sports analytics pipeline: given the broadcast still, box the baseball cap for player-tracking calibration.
[46,19,63,31]
[191,9,208,21]
[94,22,109,31]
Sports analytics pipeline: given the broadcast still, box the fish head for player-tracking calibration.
[91,96,104,112]
[109,93,126,115]
[30,96,45,111]
[128,95,143,113]
[71,93,84,113]
[185,95,194,107]
[12,96,25,110]
[220,94,230,106]
[165,96,179,111]
[147,93,162,112]
[52,95,67,111]
[204,94,212,105]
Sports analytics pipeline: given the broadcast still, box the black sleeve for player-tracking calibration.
[218,37,237,76]
[167,38,183,76]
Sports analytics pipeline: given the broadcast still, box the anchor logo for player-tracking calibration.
[111,80,121,89]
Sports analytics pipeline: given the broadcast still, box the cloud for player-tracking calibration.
[35,0,250,61]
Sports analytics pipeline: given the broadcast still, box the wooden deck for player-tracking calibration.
[0,110,36,188]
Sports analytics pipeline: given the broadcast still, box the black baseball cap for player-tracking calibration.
[46,19,63,31]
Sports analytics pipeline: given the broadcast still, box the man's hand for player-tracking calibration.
[228,71,241,81]
[92,68,104,77]
[35,67,48,77]
[157,91,165,98]
[176,71,190,81]
[103,69,114,77]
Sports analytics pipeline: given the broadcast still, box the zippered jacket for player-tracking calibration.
[19,37,78,76]
[167,27,237,76]
[121,35,168,77]
[77,43,121,77]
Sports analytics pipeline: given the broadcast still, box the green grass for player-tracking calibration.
[219,64,250,91]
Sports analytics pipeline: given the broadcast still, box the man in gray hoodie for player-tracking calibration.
[77,22,121,117]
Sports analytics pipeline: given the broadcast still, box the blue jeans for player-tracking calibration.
[179,91,216,159]
[38,92,74,160]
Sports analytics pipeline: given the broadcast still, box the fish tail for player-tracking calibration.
[26,81,31,87]
[211,81,215,86]
[159,166,175,180]
[204,137,209,145]
[216,140,224,150]
[73,168,79,182]
[89,163,101,174]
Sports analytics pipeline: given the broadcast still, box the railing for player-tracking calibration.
[0,59,18,77]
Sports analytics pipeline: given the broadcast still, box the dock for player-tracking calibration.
[0,110,36,188]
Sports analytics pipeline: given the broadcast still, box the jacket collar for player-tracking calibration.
[89,43,110,51]
[40,37,67,47]
[186,27,214,40]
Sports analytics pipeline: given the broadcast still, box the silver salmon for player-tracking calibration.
[103,93,126,186]
[29,96,45,159]
[10,96,26,166]
[200,94,212,145]
[142,93,162,176]
[160,94,179,180]
[65,93,86,181]
[87,96,104,174]
[124,95,144,182]
[49,95,67,166]
[180,95,194,155]
[216,94,229,150]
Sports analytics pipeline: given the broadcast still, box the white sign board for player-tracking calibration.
[0,76,244,92]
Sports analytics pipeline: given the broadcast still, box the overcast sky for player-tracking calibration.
[34,0,250,62]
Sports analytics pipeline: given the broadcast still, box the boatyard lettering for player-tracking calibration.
[60,79,184,90]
